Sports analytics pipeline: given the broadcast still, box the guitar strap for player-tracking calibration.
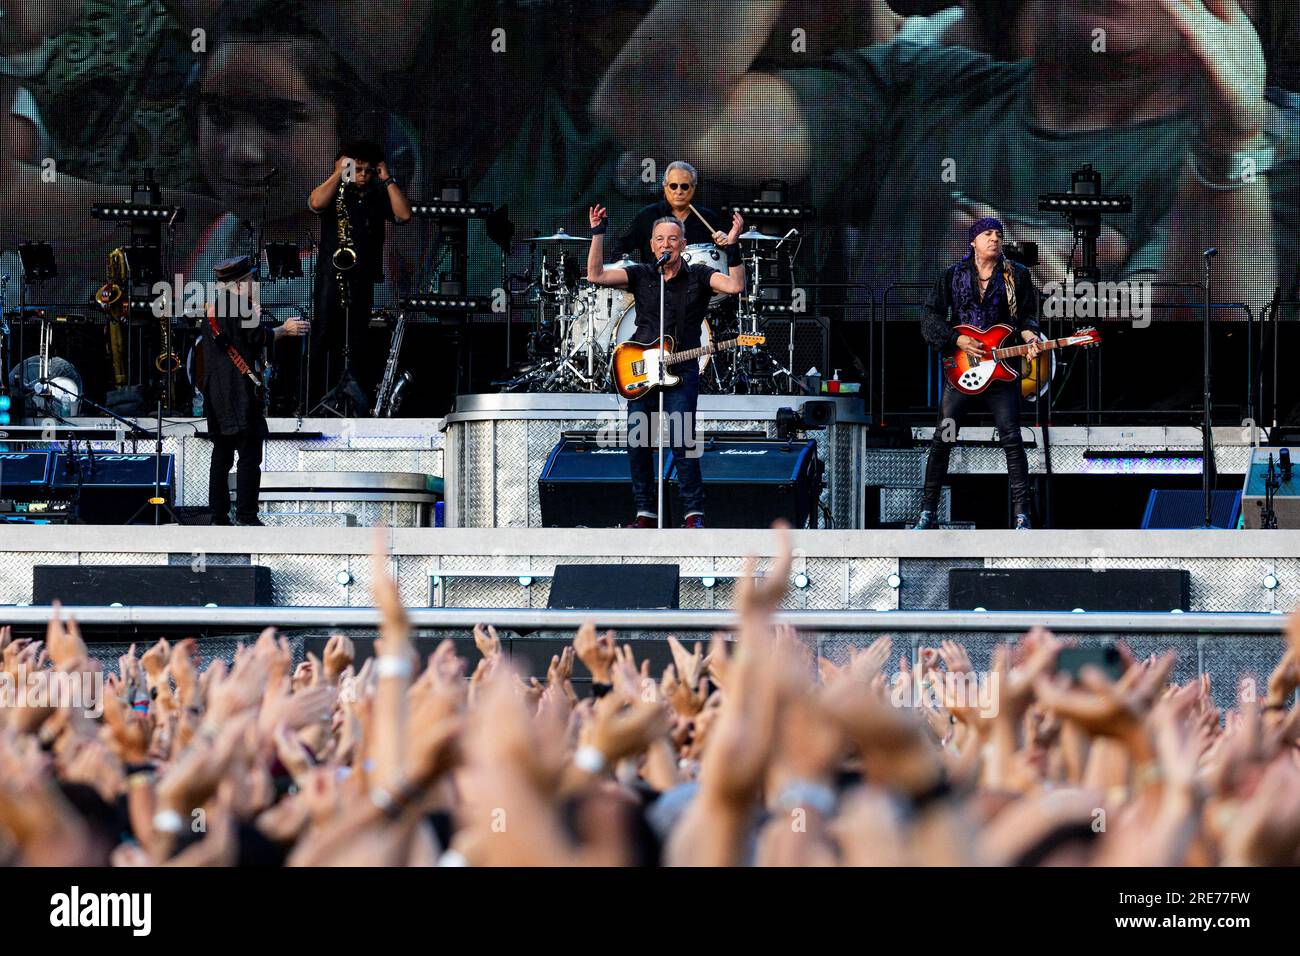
[204,309,261,389]
[1003,259,1018,320]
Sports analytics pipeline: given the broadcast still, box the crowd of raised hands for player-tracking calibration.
[4,526,1300,867]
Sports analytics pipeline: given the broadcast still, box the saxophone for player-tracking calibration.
[94,248,129,390]
[332,177,358,272]
[373,311,410,417]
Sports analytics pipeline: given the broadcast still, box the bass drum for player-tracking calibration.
[570,283,633,356]
[614,306,712,374]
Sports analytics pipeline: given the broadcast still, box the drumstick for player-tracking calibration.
[688,204,718,236]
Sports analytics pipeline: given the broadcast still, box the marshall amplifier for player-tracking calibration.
[538,432,671,527]
[50,452,175,524]
[668,436,821,528]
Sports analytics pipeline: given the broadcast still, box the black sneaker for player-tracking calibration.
[912,510,938,530]
[235,516,264,527]
[1014,513,1032,531]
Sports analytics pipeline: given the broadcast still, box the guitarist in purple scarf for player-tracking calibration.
[915,217,1043,531]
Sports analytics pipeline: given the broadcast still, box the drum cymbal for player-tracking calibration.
[526,229,590,243]
[737,229,782,242]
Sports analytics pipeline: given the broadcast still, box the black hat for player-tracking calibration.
[214,255,257,283]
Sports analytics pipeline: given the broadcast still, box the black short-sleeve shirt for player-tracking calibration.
[315,181,395,284]
[624,262,716,351]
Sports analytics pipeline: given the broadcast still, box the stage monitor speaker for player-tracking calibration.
[33,564,273,607]
[668,437,819,528]
[0,450,54,499]
[1142,489,1241,529]
[1241,447,1300,528]
[50,452,175,524]
[547,563,679,610]
[538,433,669,528]
[949,568,1190,612]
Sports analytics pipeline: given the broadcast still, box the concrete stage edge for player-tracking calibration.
[0,525,1296,614]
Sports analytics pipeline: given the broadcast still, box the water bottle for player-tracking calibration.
[192,389,204,417]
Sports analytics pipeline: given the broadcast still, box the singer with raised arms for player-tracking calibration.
[587,203,745,529]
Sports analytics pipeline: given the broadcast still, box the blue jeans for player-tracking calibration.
[628,368,703,516]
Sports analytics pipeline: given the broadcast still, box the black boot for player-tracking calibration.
[913,509,938,530]
[1014,512,1032,530]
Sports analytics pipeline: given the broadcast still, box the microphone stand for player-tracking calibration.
[1201,248,1216,528]
[657,256,667,529]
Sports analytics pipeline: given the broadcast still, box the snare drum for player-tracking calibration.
[682,243,730,308]
[614,306,713,374]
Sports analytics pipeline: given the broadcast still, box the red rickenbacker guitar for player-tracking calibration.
[612,334,765,399]
[943,323,1100,395]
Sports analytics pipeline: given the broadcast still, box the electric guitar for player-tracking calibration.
[612,334,765,399]
[943,323,1100,395]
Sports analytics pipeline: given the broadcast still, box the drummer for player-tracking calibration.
[610,161,741,263]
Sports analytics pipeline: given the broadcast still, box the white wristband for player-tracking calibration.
[153,809,184,834]
[574,745,607,775]
[375,655,413,679]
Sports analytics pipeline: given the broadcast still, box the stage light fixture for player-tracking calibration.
[518,575,534,587]
[335,570,352,586]
[887,573,902,589]
[794,572,810,589]
[1263,574,1280,590]
[701,576,716,589]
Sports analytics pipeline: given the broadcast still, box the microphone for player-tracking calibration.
[655,250,672,269]
[261,167,280,184]
[166,206,181,229]
[775,228,799,250]
[1204,247,1218,258]
[1282,447,1293,483]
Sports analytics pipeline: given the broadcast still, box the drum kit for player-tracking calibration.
[502,225,800,394]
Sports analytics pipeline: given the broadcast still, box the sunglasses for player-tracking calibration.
[665,182,693,191]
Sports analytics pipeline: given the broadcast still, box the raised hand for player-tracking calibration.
[473,623,501,660]
[573,620,616,683]
[323,633,355,685]
[736,520,793,622]
[589,204,608,231]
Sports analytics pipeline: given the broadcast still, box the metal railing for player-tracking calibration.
[1,604,1285,635]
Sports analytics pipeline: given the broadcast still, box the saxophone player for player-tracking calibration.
[307,140,411,413]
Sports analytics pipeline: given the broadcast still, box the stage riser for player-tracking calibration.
[0,528,1296,613]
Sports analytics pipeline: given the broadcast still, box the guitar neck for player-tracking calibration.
[665,338,745,366]
[993,335,1076,360]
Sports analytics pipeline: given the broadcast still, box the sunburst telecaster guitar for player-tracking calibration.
[612,334,765,399]
[943,323,1100,395]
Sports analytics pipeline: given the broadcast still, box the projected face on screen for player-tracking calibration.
[196,40,338,229]
[0,0,86,55]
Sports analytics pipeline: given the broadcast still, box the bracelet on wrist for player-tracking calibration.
[152,809,184,834]
[574,744,608,775]
[375,654,413,680]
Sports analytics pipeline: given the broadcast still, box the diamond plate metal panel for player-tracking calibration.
[330,449,421,472]
[462,421,495,528]
[397,554,435,609]
[881,488,949,524]
[830,426,852,529]
[79,552,169,565]
[494,421,529,528]
[865,449,927,488]
[167,552,250,566]
[182,437,214,506]
[263,553,346,606]
[297,450,336,471]
[348,436,433,450]
[847,556,898,610]
[983,556,1270,612]
[263,441,304,473]
[899,558,983,610]
[1270,558,1300,612]
[0,551,78,603]
[1202,636,1287,712]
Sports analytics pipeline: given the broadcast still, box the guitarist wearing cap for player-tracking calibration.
[915,217,1043,531]
[200,255,308,526]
